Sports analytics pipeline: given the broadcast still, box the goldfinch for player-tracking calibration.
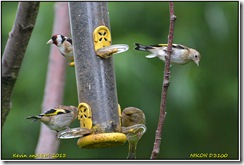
[26,105,78,132]
[47,34,74,66]
[134,43,201,66]
[121,107,146,159]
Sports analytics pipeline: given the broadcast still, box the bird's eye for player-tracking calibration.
[194,55,198,59]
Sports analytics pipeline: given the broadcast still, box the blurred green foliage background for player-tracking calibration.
[1,2,239,160]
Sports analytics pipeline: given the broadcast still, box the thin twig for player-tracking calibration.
[150,2,176,159]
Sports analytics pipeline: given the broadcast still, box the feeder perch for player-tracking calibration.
[93,25,129,58]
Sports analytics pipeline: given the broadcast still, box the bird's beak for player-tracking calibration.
[46,39,53,44]
[195,60,200,67]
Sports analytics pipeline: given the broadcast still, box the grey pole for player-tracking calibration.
[69,2,126,148]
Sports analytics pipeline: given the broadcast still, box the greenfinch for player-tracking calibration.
[121,107,146,159]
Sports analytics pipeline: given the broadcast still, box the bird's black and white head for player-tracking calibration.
[47,34,66,47]
[46,34,73,58]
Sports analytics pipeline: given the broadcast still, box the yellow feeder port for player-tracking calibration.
[93,25,111,52]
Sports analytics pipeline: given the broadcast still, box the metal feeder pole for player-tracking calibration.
[69,2,126,148]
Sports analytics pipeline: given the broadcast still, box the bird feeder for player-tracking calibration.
[68,2,128,148]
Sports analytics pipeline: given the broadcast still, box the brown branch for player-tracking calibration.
[150,2,176,159]
[1,2,40,127]
[35,2,70,159]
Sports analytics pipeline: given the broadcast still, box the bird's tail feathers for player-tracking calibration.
[26,116,41,122]
[134,43,153,52]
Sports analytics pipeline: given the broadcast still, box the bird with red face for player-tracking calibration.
[47,34,74,65]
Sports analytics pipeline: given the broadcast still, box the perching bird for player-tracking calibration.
[121,107,146,127]
[134,43,201,66]
[121,107,146,159]
[47,34,73,60]
[26,105,78,132]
